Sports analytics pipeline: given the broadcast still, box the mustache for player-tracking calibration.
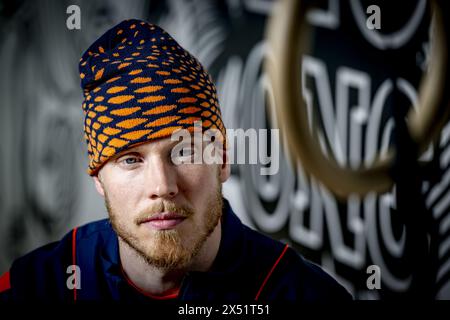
[134,201,194,225]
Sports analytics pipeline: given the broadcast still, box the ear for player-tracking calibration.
[219,150,231,183]
[93,175,105,197]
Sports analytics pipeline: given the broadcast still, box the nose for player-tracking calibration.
[145,157,178,200]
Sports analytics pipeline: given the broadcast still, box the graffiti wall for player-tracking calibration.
[0,0,449,300]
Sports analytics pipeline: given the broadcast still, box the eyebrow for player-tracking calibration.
[112,139,184,159]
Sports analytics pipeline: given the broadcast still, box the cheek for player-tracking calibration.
[177,166,220,225]
[177,165,218,197]
[103,177,139,213]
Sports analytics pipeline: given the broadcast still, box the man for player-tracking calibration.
[0,19,351,302]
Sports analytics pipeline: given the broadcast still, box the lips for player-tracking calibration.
[140,212,186,230]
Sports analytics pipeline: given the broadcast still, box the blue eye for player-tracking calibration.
[170,145,196,165]
[123,157,139,165]
[180,147,193,157]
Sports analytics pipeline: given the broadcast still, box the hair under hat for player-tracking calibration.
[79,19,226,175]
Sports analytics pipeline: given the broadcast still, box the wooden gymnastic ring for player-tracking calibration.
[265,0,449,198]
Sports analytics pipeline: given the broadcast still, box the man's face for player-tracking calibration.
[93,137,230,270]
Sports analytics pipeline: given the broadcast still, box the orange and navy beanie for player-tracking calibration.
[79,19,226,175]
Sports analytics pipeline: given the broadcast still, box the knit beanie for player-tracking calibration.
[79,19,226,175]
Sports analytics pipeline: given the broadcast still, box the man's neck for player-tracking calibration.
[119,221,222,295]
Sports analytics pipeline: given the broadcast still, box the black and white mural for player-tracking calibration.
[0,0,449,300]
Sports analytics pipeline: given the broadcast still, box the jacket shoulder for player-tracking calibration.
[8,219,111,300]
[242,226,352,301]
[11,219,110,270]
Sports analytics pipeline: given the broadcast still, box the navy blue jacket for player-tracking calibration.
[0,199,352,302]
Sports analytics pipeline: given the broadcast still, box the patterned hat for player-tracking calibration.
[79,19,226,175]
